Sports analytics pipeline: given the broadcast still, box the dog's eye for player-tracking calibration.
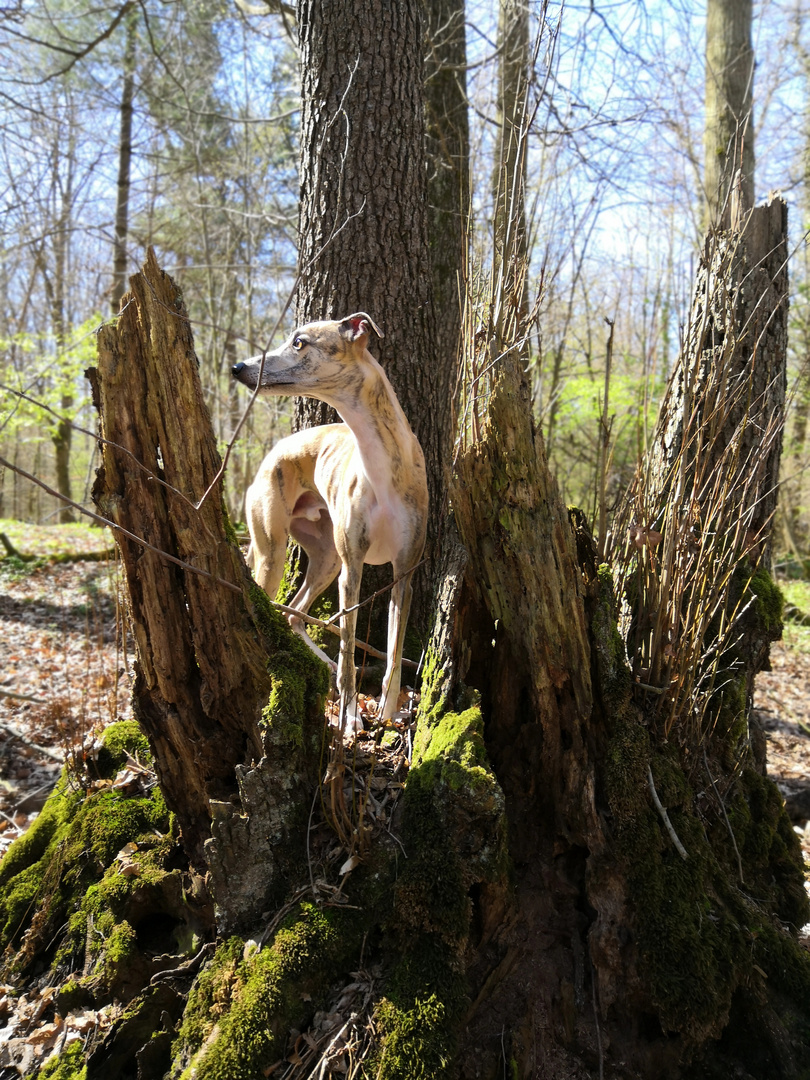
[292,336,305,351]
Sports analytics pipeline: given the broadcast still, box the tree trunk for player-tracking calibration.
[423,0,469,373]
[492,0,530,329]
[704,0,754,226]
[48,149,75,524]
[617,199,788,770]
[110,12,136,314]
[294,0,452,634]
[90,249,328,899]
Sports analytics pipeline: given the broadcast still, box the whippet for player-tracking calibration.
[232,313,428,731]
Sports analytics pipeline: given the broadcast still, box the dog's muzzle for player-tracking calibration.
[232,362,245,377]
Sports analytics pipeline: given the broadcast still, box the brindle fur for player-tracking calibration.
[232,314,428,729]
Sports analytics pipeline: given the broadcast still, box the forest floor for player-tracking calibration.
[1,520,809,883]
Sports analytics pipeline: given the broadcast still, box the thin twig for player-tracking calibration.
[325,558,429,624]
[647,765,688,860]
[316,1013,357,1079]
[0,722,64,763]
[0,454,243,595]
[0,689,48,703]
[703,747,744,883]
[269,599,417,669]
[591,954,604,1080]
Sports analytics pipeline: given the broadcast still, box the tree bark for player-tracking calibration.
[90,248,327,881]
[294,0,452,633]
[619,199,788,766]
[110,12,136,314]
[492,0,530,329]
[46,147,75,524]
[705,0,754,226]
[423,0,469,372]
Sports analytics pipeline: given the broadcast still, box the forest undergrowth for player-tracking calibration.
[0,521,809,1074]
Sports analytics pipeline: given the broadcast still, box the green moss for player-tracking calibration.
[35,1039,87,1080]
[748,566,784,635]
[591,564,633,714]
[375,986,461,1080]
[604,712,650,822]
[603,708,810,1043]
[248,581,329,732]
[723,769,810,930]
[103,919,137,968]
[172,937,242,1057]
[274,542,304,606]
[221,502,239,546]
[371,679,508,1077]
[98,719,151,767]
[0,721,173,984]
[397,704,506,950]
[173,904,362,1080]
[593,556,810,1051]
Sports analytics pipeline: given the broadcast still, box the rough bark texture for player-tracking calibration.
[294,0,451,634]
[423,0,469,372]
[637,199,788,762]
[446,346,613,1078]
[90,249,325,878]
[110,13,136,314]
[453,364,595,850]
[705,0,754,225]
[492,0,530,322]
[653,199,787,554]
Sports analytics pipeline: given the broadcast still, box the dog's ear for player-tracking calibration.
[339,313,384,343]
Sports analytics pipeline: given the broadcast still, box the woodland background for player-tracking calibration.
[2,1,810,1079]
[1,0,809,561]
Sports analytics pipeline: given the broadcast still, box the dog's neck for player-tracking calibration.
[324,353,416,501]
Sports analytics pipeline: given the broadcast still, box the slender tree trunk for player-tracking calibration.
[704,0,754,226]
[492,0,530,329]
[50,186,74,524]
[111,13,136,314]
[423,0,469,374]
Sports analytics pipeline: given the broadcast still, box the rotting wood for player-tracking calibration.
[88,249,316,877]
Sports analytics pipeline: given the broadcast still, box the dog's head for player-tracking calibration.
[232,313,384,396]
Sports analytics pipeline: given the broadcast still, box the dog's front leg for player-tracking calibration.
[336,555,364,733]
[380,567,414,720]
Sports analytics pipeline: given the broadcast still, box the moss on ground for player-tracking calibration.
[36,1039,87,1080]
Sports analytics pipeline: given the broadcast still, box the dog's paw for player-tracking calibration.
[327,698,365,736]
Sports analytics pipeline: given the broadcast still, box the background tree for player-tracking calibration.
[704,0,755,224]
[294,0,457,633]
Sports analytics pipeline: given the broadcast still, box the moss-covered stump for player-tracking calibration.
[371,648,509,1079]
[202,581,330,934]
[169,904,365,1079]
[592,566,810,1074]
[0,722,209,995]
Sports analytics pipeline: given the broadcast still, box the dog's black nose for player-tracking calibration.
[232,362,245,377]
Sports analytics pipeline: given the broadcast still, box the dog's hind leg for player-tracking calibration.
[287,505,341,670]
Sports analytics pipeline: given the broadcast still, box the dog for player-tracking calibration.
[232,313,428,731]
